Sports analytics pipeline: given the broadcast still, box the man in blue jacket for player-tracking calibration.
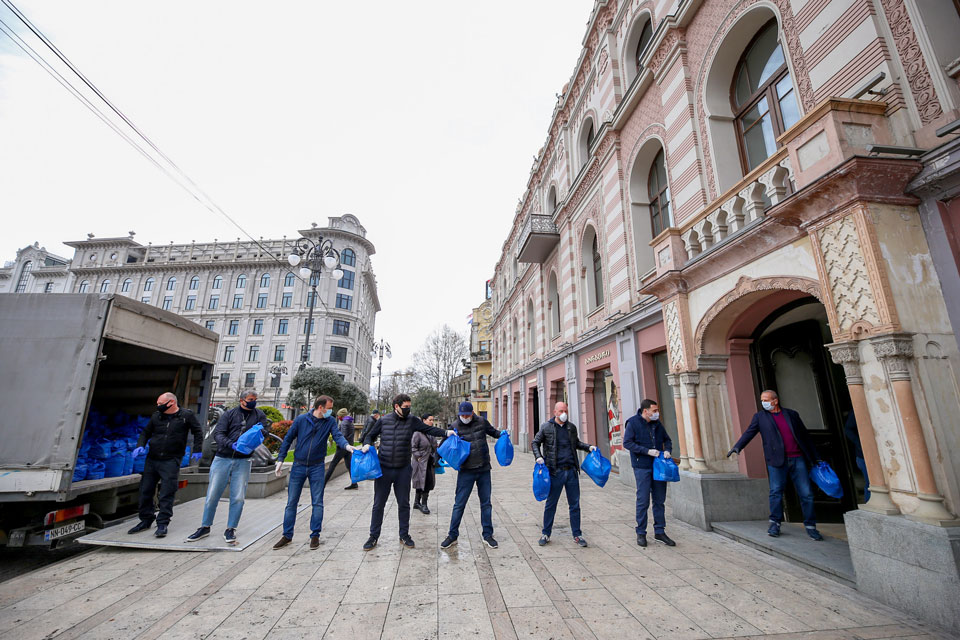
[728,390,823,540]
[623,399,675,547]
[272,395,355,550]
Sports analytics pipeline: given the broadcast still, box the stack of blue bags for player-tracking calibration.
[73,411,150,482]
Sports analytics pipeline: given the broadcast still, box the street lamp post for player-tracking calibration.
[371,338,391,413]
[288,237,343,373]
[269,365,288,407]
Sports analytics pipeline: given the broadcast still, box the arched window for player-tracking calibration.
[548,272,561,337]
[479,375,488,391]
[547,186,558,216]
[78,280,90,293]
[579,119,596,169]
[527,300,535,355]
[212,275,223,289]
[14,260,33,293]
[189,276,200,290]
[121,278,132,293]
[143,277,155,292]
[648,149,671,236]
[732,19,800,171]
[341,248,356,267]
[236,274,247,289]
[99,279,111,293]
[582,226,604,313]
[259,273,270,288]
[592,236,603,309]
[166,276,176,291]
[634,19,653,75]
[512,318,519,364]
[284,272,295,287]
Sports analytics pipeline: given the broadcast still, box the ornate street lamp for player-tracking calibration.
[288,237,343,372]
[269,364,288,406]
[371,338,391,413]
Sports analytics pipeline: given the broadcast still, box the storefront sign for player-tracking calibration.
[584,349,610,365]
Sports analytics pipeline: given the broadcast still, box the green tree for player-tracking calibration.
[411,387,444,420]
[339,381,370,415]
[260,406,284,424]
[289,367,343,409]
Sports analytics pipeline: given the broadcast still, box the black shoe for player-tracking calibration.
[154,524,168,538]
[440,535,458,549]
[399,535,415,548]
[768,521,781,537]
[273,536,292,550]
[223,528,237,545]
[186,526,210,542]
[637,534,647,547]
[413,502,423,513]
[127,520,152,534]
[573,536,588,547]
[344,484,359,490]
[483,536,498,549]
[807,528,824,541]
[420,503,430,515]
[538,535,550,546]
[363,536,378,551]
[655,533,676,547]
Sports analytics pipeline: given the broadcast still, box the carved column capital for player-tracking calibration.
[826,341,863,385]
[869,333,914,382]
[665,373,682,398]
[679,372,700,397]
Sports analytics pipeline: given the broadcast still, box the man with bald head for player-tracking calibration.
[128,392,203,538]
[532,402,595,548]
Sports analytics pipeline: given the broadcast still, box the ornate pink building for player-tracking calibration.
[488,0,960,629]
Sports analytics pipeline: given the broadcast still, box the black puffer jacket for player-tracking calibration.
[213,406,268,459]
[454,416,501,471]
[532,418,591,472]
[363,412,447,468]
[137,409,203,461]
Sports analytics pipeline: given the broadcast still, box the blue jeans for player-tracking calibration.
[633,467,666,535]
[768,457,816,528]
[283,462,325,539]
[855,456,870,502]
[542,467,581,538]
[201,456,252,529]
[448,468,493,539]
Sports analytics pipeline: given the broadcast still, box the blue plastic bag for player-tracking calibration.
[72,461,88,482]
[810,460,843,498]
[437,432,470,470]
[181,446,192,468]
[122,450,134,475]
[132,448,147,474]
[581,449,612,487]
[104,453,125,478]
[435,459,446,474]
[533,462,551,501]
[653,453,680,482]
[88,438,112,460]
[85,459,105,480]
[494,431,514,466]
[350,448,383,482]
[234,423,265,455]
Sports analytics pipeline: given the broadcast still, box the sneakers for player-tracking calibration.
[223,528,237,545]
[344,484,359,490]
[310,537,321,550]
[127,520,152,534]
[573,536,588,548]
[538,535,550,546]
[440,535,458,549]
[154,524,168,538]
[768,521,781,537]
[654,533,676,547]
[273,536,292,550]
[807,528,824,541]
[637,534,647,547]
[399,535,415,548]
[186,526,210,542]
[363,536,379,551]
[483,536,498,549]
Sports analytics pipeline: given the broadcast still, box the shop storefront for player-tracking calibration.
[578,343,622,474]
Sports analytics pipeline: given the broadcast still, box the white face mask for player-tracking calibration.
[762,401,774,411]
[650,411,660,421]
[459,415,471,424]
[557,412,568,423]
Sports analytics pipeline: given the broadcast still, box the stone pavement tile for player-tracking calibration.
[221,555,288,591]
[438,559,483,596]
[739,580,860,629]
[265,627,316,640]
[4,568,129,613]
[657,585,761,637]
[563,617,599,639]
[81,595,183,640]
[343,559,399,604]
[568,546,631,577]
[596,574,709,640]
[160,555,243,599]
[565,588,650,640]
[395,549,440,587]
[540,556,603,590]
[438,593,495,639]
[155,587,254,640]
[0,584,141,640]
[851,624,940,638]
[488,555,552,608]
[322,602,388,640]
[381,584,438,640]
[508,605,575,639]
[489,611,518,640]
[205,595,288,640]
[274,581,348,629]
[684,552,771,584]
[755,569,898,627]
[253,561,320,600]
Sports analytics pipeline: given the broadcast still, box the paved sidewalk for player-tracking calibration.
[0,459,948,640]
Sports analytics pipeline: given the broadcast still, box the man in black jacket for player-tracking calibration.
[127,392,203,538]
[623,399,675,547]
[532,402,595,548]
[728,390,823,540]
[324,414,358,490]
[360,393,452,550]
[440,402,503,550]
[186,389,267,546]
[360,411,381,444]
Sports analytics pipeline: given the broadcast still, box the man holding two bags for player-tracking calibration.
[623,399,676,548]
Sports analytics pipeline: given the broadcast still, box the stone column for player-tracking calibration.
[869,333,958,525]
[680,372,708,471]
[665,373,689,470]
[826,341,900,515]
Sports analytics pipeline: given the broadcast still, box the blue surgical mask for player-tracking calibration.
[324,409,333,418]
[762,401,774,411]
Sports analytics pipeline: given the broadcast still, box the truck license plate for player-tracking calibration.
[44,520,85,541]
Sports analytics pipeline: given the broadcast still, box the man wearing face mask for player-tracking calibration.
[728,390,823,541]
[531,402,596,548]
[360,393,453,550]
[127,392,203,538]
[186,389,266,546]
[623,399,675,547]
[273,396,355,550]
[440,402,504,550]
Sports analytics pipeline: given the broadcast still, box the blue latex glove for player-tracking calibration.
[132,446,147,457]
[231,442,239,452]
[191,452,202,462]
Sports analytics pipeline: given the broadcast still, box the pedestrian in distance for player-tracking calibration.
[273,396,356,550]
[127,392,203,538]
[186,389,267,546]
[623,399,676,547]
[411,413,439,515]
[440,402,504,550]
[727,390,824,540]
[532,401,595,548]
[325,412,358,490]
[360,393,453,550]
[360,410,381,445]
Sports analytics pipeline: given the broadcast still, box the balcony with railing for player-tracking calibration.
[471,350,492,363]
[516,214,560,263]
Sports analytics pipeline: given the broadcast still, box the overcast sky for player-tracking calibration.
[0,1,591,378]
